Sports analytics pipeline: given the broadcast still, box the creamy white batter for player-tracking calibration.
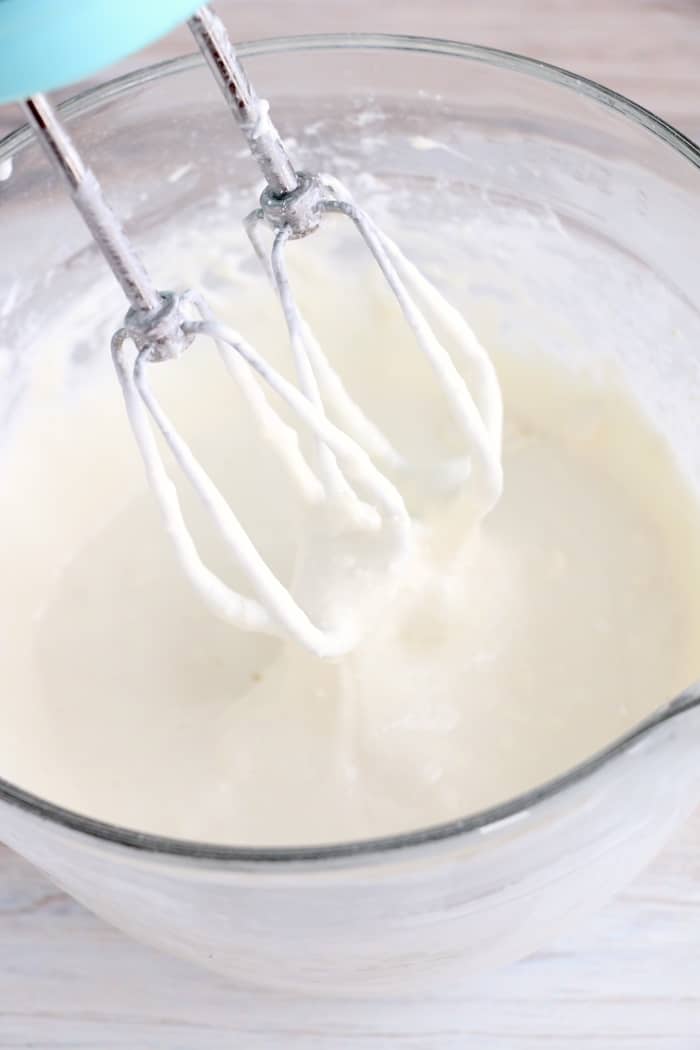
[1,232,699,846]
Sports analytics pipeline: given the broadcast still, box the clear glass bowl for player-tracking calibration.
[0,35,699,996]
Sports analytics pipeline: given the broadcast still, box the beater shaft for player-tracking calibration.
[22,94,161,316]
[188,7,298,198]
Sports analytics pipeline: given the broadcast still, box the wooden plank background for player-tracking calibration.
[1,1,700,1046]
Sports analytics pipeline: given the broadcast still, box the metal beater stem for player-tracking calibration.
[22,94,161,315]
[188,6,298,198]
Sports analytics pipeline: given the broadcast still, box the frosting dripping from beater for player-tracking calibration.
[112,183,503,658]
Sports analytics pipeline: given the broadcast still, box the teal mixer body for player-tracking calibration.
[0,0,200,102]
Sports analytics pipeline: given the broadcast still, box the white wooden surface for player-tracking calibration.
[2,1,700,1045]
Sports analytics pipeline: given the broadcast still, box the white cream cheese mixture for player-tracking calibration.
[1,212,699,846]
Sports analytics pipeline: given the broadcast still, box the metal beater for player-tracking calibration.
[18,6,502,657]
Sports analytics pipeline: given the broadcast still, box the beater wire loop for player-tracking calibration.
[244,175,504,511]
[111,288,412,658]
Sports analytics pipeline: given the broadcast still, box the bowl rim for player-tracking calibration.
[1,33,699,866]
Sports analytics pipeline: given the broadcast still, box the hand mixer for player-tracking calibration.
[1,2,503,658]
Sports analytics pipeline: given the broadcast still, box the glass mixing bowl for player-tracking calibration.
[0,35,699,996]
